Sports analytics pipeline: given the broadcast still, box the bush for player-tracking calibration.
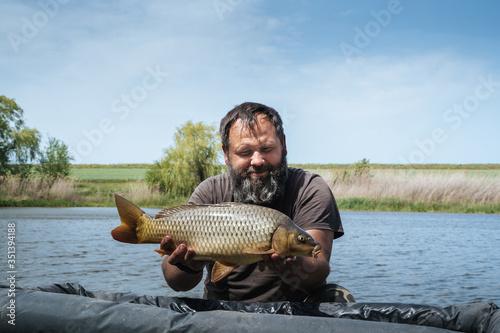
[39,137,73,182]
[146,121,221,197]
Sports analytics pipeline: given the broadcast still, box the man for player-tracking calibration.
[160,102,353,302]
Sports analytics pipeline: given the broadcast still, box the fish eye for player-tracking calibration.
[298,234,305,243]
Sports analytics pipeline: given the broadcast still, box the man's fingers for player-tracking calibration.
[184,247,197,262]
[167,243,187,265]
[257,261,266,272]
[261,254,297,272]
[166,244,206,271]
[160,235,172,250]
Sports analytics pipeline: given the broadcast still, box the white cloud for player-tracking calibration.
[1,1,498,164]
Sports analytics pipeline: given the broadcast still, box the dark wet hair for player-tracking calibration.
[220,102,284,149]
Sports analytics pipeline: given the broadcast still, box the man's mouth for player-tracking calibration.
[250,170,269,178]
[247,167,270,179]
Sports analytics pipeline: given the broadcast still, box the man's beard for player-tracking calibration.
[229,154,288,205]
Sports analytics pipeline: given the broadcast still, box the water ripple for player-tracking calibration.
[1,207,499,304]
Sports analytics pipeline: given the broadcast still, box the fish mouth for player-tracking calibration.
[312,244,322,258]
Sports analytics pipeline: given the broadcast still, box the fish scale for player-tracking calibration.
[112,194,321,282]
[134,205,277,263]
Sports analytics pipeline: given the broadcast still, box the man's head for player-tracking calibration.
[220,102,285,150]
[220,102,288,205]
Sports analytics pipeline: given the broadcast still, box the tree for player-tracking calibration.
[353,158,371,178]
[0,96,42,180]
[146,121,221,197]
[10,127,41,181]
[39,136,73,181]
[0,95,25,176]
[1,95,72,184]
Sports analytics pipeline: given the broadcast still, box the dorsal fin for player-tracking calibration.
[154,204,198,219]
[154,202,244,219]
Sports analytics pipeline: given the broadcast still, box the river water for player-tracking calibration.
[0,207,498,306]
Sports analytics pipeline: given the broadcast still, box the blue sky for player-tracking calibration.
[1,0,499,164]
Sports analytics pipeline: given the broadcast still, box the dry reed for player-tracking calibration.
[126,181,164,205]
[0,175,79,202]
[320,169,500,206]
[1,169,498,212]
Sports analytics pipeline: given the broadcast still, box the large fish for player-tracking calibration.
[111,194,321,282]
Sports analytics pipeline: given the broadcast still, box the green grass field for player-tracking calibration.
[2,163,499,213]
[70,168,147,181]
[70,164,500,182]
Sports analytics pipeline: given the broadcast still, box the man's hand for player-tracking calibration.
[161,235,207,272]
[258,253,296,272]
[256,229,333,293]
[161,236,209,291]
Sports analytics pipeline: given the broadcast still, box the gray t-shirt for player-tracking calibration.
[188,167,343,302]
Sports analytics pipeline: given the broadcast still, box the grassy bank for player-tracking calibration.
[1,164,499,213]
[317,168,500,213]
[0,173,188,208]
[336,197,500,214]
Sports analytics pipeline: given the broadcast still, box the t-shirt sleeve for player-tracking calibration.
[292,174,344,239]
[188,174,232,205]
[188,178,213,205]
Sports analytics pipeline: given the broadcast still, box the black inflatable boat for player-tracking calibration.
[1,283,499,332]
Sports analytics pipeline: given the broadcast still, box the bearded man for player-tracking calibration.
[160,102,354,303]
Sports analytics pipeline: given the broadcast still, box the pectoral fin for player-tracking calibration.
[154,249,173,257]
[243,248,275,255]
[153,238,177,257]
[211,261,237,283]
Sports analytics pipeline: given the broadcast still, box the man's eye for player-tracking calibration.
[237,151,252,157]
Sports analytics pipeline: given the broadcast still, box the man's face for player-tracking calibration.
[224,114,288,205]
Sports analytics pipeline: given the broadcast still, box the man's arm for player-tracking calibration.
[162,177,220,292]
[160,236,208,292]
[261,229,334,294]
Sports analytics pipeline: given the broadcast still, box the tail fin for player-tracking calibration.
[111,194,145,244]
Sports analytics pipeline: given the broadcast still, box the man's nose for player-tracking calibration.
[250,151,264,166]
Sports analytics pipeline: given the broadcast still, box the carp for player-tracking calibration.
[111,194,321,282]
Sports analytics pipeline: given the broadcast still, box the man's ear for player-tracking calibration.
[222,145,229,165]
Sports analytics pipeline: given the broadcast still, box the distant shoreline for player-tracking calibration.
[69,163,500,170]
[1,164,499,213]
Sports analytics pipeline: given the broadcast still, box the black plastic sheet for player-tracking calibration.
[1,283,499,333]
